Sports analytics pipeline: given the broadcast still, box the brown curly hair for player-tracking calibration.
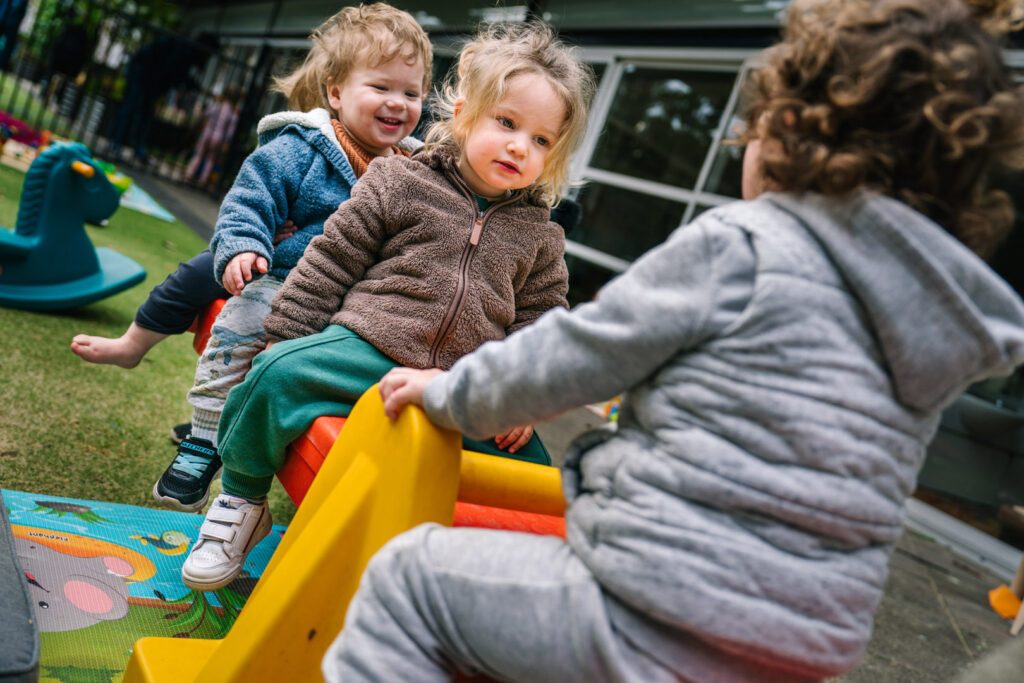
[742,0,1024,255]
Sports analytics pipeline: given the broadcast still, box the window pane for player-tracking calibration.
[589,65,736,189]
[702,144,744,198]
[702,114,745,198]
[566,256,619,307]
[689,204,717,221]
[570,182,686,261]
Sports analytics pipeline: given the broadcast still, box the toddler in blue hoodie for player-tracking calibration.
[75,4,432,512]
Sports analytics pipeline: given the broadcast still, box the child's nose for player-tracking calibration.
[507,136,526,156]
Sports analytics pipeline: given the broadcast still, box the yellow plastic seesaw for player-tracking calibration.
[123,384,566,682]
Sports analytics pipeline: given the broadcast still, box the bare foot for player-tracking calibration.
[70,323,168,369]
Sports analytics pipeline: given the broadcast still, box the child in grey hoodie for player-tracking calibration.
[331,1,1024,680]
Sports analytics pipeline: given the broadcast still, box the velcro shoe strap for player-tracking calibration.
[199,522,235,543]
[208,507,245,524]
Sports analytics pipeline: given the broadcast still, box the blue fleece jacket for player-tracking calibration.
[208,108,420,283]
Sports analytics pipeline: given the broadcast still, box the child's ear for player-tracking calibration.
[326,83,344,114]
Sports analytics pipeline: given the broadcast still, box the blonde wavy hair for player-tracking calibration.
[742,0,1024,255]
[425,22,595,207]
[274,3,432,115]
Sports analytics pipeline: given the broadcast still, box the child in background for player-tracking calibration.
[185,84,243,189]
[328,1,1024,680]
[100,3,430,513]
[179,22,595,592]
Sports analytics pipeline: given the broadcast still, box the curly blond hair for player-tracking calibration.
[742,0,1024,255]
[274,3,432,115]
[425,22,595,207]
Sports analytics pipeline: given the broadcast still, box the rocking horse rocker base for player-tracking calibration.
[0,247,145,311]
[0,141,145,311]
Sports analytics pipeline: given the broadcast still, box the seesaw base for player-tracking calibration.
[0,247,145,311]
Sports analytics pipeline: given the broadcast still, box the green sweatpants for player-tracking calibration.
[217,325,551,499]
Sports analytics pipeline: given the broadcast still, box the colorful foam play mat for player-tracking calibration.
[2,489,285,682]
[117,182,175,223]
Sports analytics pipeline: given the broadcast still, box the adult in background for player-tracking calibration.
[108,32,219,162]
[43,14,92,108]
[0,0,27,71]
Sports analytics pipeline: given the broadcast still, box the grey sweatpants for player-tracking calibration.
[322,523,680,683]
[187,274,284,444]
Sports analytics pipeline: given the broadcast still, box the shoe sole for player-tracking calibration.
[181,509,272,591]
[180,567,241,592]
[151,467,221,513]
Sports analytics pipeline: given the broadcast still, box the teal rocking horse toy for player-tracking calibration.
[0,141,145,311]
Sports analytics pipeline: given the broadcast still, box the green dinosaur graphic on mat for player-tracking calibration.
[31,501,112,524]
[163,581,253,638]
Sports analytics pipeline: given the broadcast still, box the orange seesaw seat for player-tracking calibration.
[281,414,566,537]
[125,385,568,682]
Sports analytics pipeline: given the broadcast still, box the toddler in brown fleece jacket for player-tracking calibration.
[180,22,597,592]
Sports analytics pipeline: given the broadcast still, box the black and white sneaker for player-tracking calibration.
[152,436,222,512]
[169,422,191,445]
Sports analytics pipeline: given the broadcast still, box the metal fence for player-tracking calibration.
[0,0,298,197]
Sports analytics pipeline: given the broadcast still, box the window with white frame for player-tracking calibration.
[565,51,756,304]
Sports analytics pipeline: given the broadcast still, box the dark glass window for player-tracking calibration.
[589,65,735,189]
[689,204,717,221]
[566,255,620,307]
[569,182,686,262]
[702,112,745,199]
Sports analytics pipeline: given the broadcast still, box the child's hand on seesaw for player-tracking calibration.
[495,425,533,454]
[224,252,268,296]
[379,367,443,420]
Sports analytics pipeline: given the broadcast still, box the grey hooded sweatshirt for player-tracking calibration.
[423,190,1024,680]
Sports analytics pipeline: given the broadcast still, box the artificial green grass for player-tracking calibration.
[0,163,297,525]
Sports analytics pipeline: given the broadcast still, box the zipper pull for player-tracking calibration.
[470,217,484,246]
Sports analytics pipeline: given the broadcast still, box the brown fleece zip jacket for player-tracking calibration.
[263,144,569,370]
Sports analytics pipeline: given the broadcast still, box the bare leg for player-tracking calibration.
[70,323,169,369]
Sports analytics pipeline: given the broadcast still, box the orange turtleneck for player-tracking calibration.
[330,119,410,178]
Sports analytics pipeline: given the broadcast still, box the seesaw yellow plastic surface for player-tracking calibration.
[124,385,567,682]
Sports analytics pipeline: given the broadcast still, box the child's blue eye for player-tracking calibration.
[406,92,420,99]
[534,136,549,147]
[498,117,514,129]
[372,85,387,91]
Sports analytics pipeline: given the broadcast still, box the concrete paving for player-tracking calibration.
[125,166,1024,681]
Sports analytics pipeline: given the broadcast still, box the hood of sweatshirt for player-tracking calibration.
[766,191,1024,414]
[255,107,424,155]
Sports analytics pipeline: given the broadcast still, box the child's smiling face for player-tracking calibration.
[456,72,566,199]
[328,54,425,156]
